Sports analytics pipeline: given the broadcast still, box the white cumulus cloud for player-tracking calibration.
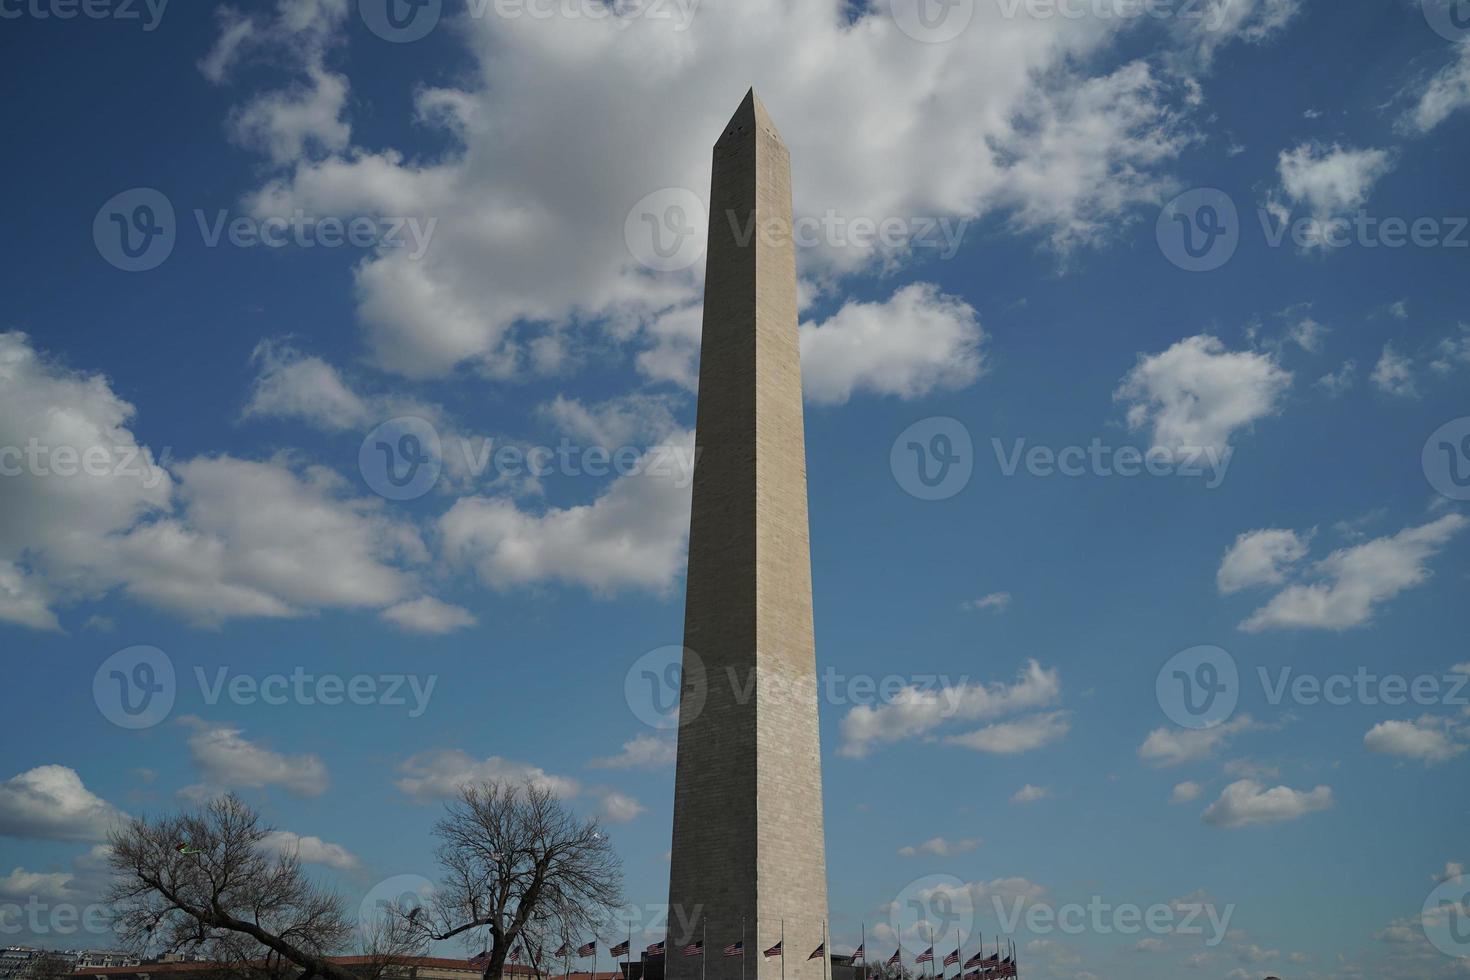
[380,596,478,635]
[944,711,1072,755]
[1202,779,1333,828]
[1402,39,1470,135]
[214,0,1238,381]
[260,830,362,872]
[589,734,677,771]
[393,750,579,802]
[438,431,695,595]
[1139,716,1262,768]
[800,284,985,406]
[839,660,1061,758]
[0,766,125,842]
[1239,514,1466,632]
[1217,528,1310,594]
[180,717,328,797]
[898,837,982,857]
[1266,142,1394,250]
[1116,335,1291,455]
[1364,717,1467,765]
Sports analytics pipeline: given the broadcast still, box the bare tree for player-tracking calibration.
[406,780,623,980]
[26,954,76,980]
[106,794,420,980]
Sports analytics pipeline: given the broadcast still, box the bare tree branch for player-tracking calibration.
[400,781,623,980]
[106,795,423,980]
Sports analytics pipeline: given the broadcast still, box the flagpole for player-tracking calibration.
[780,919,785,980]
[860,924,866,980]
[822,919,829,980]
[741,916,746,980]
[926,923,935,980]
[701,917,707,980]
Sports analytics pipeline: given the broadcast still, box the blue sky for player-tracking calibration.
[2,1,1470,979]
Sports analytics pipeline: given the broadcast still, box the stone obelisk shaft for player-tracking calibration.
[666,90,829,980]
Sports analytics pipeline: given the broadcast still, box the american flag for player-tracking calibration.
[577,942,597,958]
[886,950,902,967]
[646,942,665,956]
[469,952,491,968]
[915,947,934,964]
[682,942,703,957]
[723,942,743,958]
[555,945,570,959]
[807,943,824,961]
[850,945,864,962]
[763,941,782,958]
[610,942,630,957]
[963,951,984,969]
[944,949,960,967]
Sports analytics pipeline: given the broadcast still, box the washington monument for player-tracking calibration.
[666,90,830,980]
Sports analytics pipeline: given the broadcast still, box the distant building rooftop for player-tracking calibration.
[69,959,616,980]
